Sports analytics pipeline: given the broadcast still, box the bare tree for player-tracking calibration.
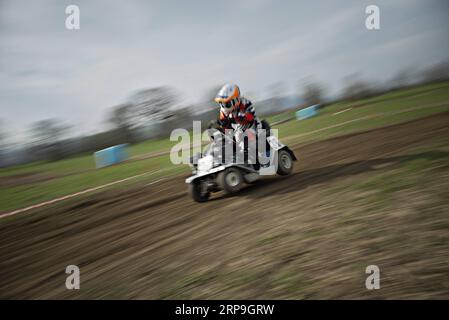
[421,60,449,83]
[301,81,325,106]
[29,119,69,144]
[0,119,5,147]
[0,119,6,167]
[341,74,373,101]
[28,119,70,161]
[108,103,136,142]
[390,69,416,89]
[109,103,133,128]
[130,86,179,127]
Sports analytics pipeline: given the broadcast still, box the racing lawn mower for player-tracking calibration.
[185,120,297,202]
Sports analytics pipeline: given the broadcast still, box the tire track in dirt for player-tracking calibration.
[0,112,448,298]
[3,101,448,219]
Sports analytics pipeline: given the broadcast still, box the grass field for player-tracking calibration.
[275,81,449,142]
[1,81,448,212]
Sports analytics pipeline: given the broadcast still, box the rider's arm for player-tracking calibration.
[218,109,232,129]
[236,99,256,128]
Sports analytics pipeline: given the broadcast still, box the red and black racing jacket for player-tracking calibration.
[218,98,256,131]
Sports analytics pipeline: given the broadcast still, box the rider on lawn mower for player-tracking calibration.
[212,83,271,168]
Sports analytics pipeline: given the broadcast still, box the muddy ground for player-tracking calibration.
[1,113,449,299]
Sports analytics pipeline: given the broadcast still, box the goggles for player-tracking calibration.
[218,98,237,110]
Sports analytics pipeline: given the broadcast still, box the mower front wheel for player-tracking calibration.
[188,180,210,202]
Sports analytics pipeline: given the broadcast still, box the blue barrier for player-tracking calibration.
[94,144,128,168]
[296,104,319,120]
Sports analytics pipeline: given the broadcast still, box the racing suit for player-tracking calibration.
[217,97,256,132]
[217,98,263,166]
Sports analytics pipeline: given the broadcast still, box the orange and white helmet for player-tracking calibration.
[214,84,240,114]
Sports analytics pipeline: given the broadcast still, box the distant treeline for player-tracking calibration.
[1,59,448,167]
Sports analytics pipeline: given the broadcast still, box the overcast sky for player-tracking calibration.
[1,0,448,142]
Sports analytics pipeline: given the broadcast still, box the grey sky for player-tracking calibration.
[1,0,448,142]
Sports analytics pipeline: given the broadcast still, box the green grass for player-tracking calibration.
[0,132,198,181]
[265,110,295,124]
[326,144,449,214]
[0,153,94,178]
[1,81,448,212]
[128,137,178,157]
[358,151,449,195]
[0,139,179,179]
[276,81,449,144]
[0,154,189,212]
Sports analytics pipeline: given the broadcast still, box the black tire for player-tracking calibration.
[217,167,244,194]
[277,149,293,176]
[188,180,210,202]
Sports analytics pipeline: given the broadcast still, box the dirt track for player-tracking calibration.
[1,112,449,299]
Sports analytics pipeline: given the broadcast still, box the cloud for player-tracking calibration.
[0,0,448,142]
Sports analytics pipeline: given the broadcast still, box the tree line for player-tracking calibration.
[0,59,448,167]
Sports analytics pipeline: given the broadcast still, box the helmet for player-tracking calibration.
[214,84,240,113]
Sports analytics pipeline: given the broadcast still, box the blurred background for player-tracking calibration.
[1,0,449,299]
[0,0,448,165]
